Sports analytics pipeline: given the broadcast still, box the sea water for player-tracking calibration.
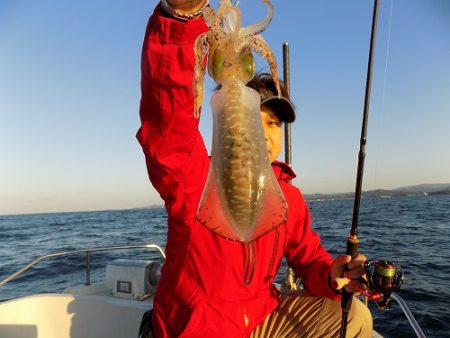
[1,195,449,337]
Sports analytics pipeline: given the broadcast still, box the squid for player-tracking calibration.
[194,0,288,242]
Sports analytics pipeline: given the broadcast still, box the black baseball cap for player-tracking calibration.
[247,73,296,123]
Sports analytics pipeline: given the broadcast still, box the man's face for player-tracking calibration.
[260,105,282,163]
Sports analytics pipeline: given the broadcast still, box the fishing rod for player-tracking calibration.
[335,2,427,336]
[339,0,379,337]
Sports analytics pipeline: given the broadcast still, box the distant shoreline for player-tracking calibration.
[2,184,449,217]
[304,183,450,202]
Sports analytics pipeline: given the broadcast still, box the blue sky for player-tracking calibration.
[1,0,449,215]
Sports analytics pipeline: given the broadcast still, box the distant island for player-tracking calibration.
[304,183,450,202]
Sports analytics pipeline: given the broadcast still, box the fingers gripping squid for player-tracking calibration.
[194,0,288,242]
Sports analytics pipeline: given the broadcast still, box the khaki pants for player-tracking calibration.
[251,290,373,338]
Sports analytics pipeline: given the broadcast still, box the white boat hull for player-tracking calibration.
[0,290,152,338]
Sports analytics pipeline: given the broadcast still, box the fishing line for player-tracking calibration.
[373,0,393,188]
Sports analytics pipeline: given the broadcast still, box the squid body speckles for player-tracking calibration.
[194,0,288,242]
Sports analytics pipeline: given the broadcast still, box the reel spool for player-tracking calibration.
[365,260,404,310]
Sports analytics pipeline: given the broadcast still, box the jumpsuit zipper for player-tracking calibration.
[265,226,281,282]
[243,242,256,285]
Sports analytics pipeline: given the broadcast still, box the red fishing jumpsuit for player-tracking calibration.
[137,5,339,338]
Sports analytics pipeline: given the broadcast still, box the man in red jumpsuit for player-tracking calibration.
[137,1,373,337]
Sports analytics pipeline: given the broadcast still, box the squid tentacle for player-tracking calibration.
[215,0,233,25]
[249,34,281,97]
[193,33,211,117]
[203,6,216,29]
[240,0,273,38]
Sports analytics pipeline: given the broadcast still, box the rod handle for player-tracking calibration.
[332,276,350,290]
[341,236,359,311]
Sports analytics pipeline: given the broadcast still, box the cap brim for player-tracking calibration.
[261,96,296,123]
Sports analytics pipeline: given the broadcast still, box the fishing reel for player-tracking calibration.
[363,260,404,311]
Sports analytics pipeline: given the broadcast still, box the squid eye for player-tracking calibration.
[210,52,224,80]
[241,49,255,78]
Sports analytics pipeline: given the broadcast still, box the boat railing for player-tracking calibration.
[0,243,166,290]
